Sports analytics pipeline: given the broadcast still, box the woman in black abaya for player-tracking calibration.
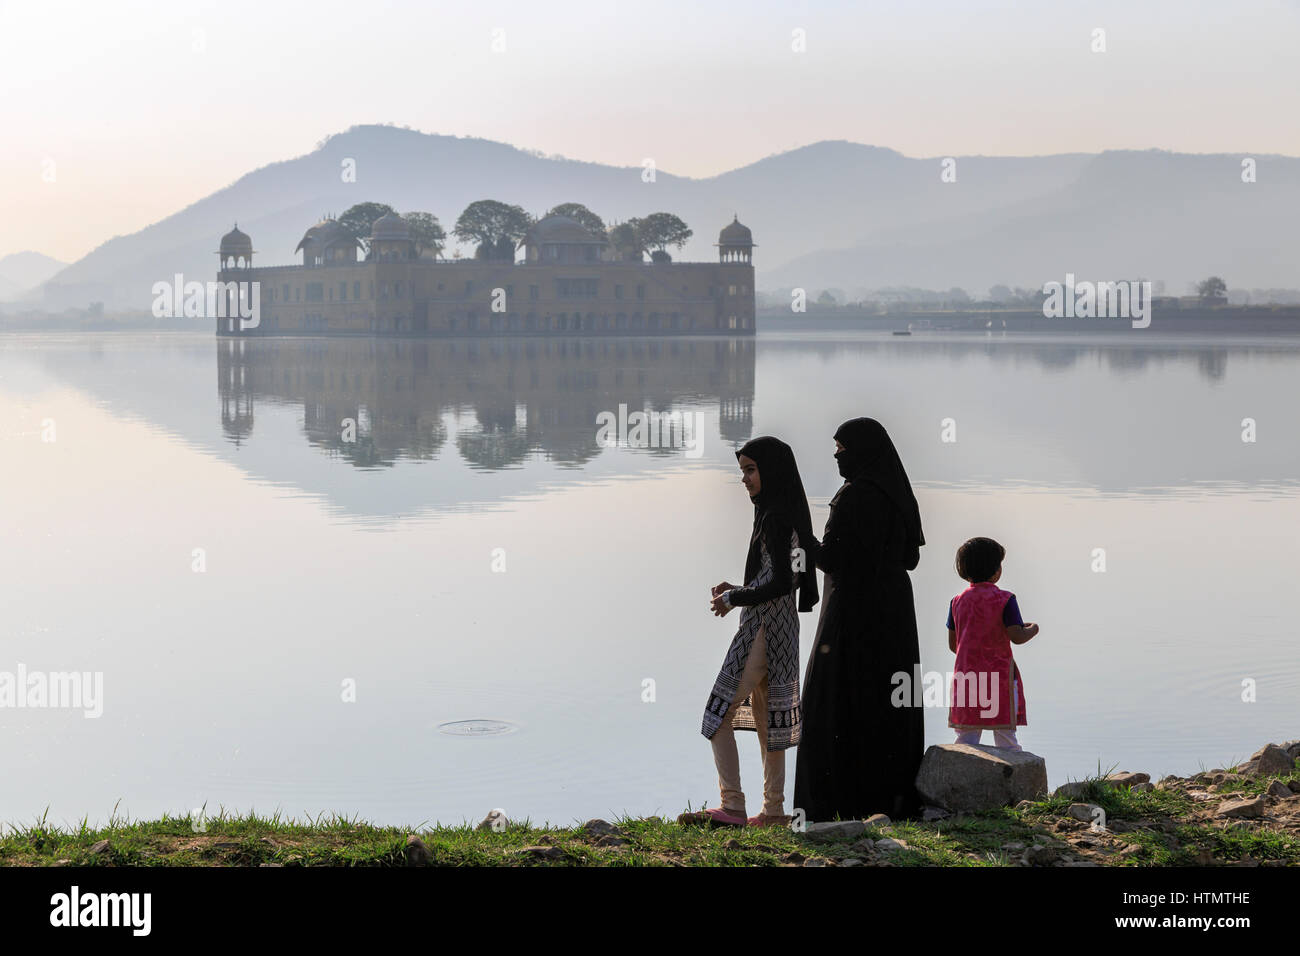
[794,418,926,821]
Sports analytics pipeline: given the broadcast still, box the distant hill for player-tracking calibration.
[0,251,67,301]
[31,126,1300,309]
[767,150,1300,297]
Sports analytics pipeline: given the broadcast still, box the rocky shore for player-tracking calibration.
[4,739,1296,867]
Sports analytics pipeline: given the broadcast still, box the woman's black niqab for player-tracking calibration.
[832,418,924,568]
[736,436,820,612]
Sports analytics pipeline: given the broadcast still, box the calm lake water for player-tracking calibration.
[1,330,1297,828]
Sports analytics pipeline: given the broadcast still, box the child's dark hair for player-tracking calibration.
[955,537,1005,583]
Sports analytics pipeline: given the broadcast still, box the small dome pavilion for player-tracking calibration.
[296,219,359,267]
[369,212,414,261]
[219,224,254,269]
[524,215,608,264]
[716,215,755,264]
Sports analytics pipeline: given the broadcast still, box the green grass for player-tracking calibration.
[4,759,1296,867]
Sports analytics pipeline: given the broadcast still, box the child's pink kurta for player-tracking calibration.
[948,582,1026,731]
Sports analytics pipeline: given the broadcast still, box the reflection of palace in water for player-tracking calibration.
[217,336,755,469]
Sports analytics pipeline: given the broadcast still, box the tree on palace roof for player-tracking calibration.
[454,200,534,262]
[545,203,607,240]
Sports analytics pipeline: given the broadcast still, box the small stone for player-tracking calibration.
[1120,844,1143,857]
[804,820,866,842]
[1000,842,1026,852]
[864,813,891,826]
[404,835,432,867]
[921,806,950,822]
[851,839,876,853]
[1237,744,1295,777]
[1266,780,1292,799]
[723,838,742,850]
[89,839,111,855]
[594,835,628,848]
[582,818,618,837]
[874,838,907,852]
[840,858,863,867]
[1013,800,1036,812]
[803,857,829,867]
[258,863,284,868]
[1065,802,1102,823]
[477,809,509,832]
[1132,782,1154,793]
[1218,795,1267,819]
[1024,844,1059,865]
[783,851,806,864]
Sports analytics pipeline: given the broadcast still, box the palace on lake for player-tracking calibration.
[215,212,756,336]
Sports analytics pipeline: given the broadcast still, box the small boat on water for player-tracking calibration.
[892,330,912,335]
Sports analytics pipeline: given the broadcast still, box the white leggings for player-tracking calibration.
[954,684,1021,750]
[955,727,1021,750]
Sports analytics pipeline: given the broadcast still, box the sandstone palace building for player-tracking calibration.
[215,211,756,336]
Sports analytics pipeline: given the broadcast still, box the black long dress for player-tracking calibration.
[793,480,925,821]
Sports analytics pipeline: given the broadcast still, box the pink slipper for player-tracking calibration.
[746,813,792,828]
[676,807,748,828]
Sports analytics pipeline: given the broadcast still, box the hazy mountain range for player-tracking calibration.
[0,251,66,301]
[17,124,1300,310]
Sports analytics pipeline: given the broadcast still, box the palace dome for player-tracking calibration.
[717,215,753,247]
[295,219,348,253]
[220,224,253,256]
[526,215,603,244]
[371,212,410,240]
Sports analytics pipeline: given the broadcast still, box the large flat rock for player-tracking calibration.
[915,744,1049,812]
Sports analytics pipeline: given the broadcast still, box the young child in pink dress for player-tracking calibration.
[946,537,1039,750]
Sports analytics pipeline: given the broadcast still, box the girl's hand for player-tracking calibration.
[711,581,738,597]
[710,593,734,617]
[1024,623,1040,639]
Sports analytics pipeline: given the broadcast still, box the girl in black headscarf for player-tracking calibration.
[793,418,926,821]
[680,436,818,828]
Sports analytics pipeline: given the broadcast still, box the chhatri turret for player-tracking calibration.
[218,224,254,270]
[716,215,754,264]
[369,212,414,262]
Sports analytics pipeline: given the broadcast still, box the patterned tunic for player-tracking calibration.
[701,529,802,750]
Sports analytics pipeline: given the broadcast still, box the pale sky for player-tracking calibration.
[2,0,1298,263]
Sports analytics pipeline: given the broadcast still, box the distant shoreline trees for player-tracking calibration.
[1197,276,1228,303]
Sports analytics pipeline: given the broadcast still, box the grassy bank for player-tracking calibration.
[5,764,1298,868]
